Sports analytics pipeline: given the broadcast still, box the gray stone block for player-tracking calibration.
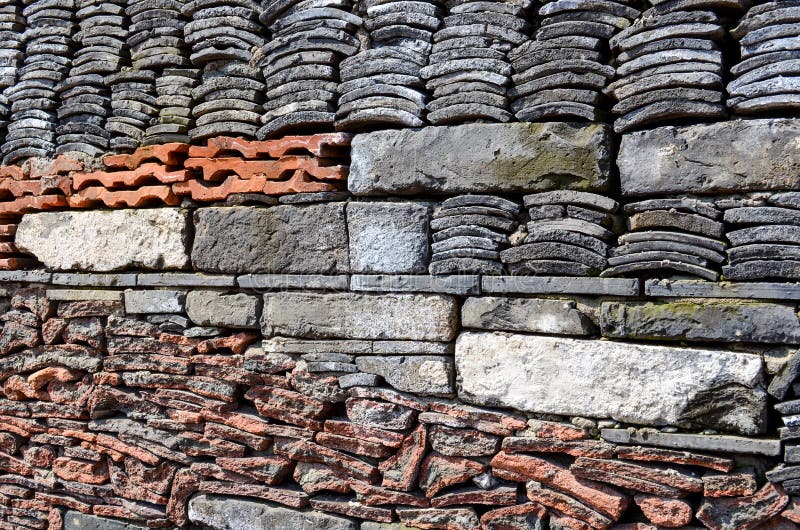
[262,292,458,341]
[237,274,350,290]
[349,122,612,195]
[124,289,185,314]
[136,273,236,287]
[347,201,432,274]
[64,511,145,530]
[601,300,800,344]
[186,290,262,329]
[16,209,190,272]
[46,289,124,301]
[188,494,356,530]
[0,270,52,283]
[462,296,596,335]
[456,331,766,435]
[355,355,455,396]
[350,274,481,295]
[482,276,640,296]
[600,429,781,456]
[51,273,137,287]
[619,119,800,195]
[192,204,349,274]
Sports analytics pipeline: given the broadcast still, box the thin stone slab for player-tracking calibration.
[628,210,724,237]
[724,260,800,280]
[618,230,726,252]
[727,225,800,246]
[728,244,800,264]
[350,275,481,295]
[602,429,779,456]
[524,190,618,212]
[51,273,138,287]
[612,240,725,263]
[482,275,639,295]
[645,279,800,301]
[137,273,236,287]
[603,260,719,281]
[724,206,800,226]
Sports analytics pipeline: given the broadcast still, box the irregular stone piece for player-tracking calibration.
[192,205,349,274]
[600,301,800,344]
[462,296,596,335]
[355,356,454,396]
[188,494,356,529]
[347,202,431,274]
[16,209,190,271]
[634,495,692,527]
[124,290,185,314]
[456,332,766,434]
[263,292,458,341]
[64,511,144,530]
[619,119,800,195]
[697,483,789,530]
[186,290,261,329]
[600,429,781,456]
[350,122,612,195]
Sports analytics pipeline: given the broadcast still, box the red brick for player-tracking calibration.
[3,376,49,401]
[35,493,91,514]
[0,257,38,270]
[527,483,613,529]
[418,454,485,498]
[316,432,395,459]
[274,438,379,483]
[215,457,293,485]
[324,420,405,448]
[47,508,63,530]
[124,458,176,496]
[166,468,198,526]
[380,425,428,491]
[62,430,160,466]
[198,480,308,509]
[72,164,190,190]
[26,155,83,178]
[697,483,790,530]
[309,497,393,523]
[617,445,734,473]
[782,497,800,524]
[431,486,517,508]
[635,494,692,528]
[244,385,331,419]
[93,505,137,519]
[480,503,549,530]
[23,446,54,468]
[27,367,82,390]
[109,466,169,504]
[103,143,189,169]
[0,165,23,180]
[491,452,629,520]
[196,332,259,355]
[756,516,800,529]
[397,507,480,530]
[571,457,702,498]
[68,185,180,208]
[204,423,270,451]
[0,195,67,214]
[350,482,429,507]
[503,437,615,458]
[349,386,428,411]
[293,462,352,494]
[187,133,351,159]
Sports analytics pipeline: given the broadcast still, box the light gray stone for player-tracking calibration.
[64,511,145,530]
[186,290,261,328]
[262,292,458,341]
[456,331,767,434]
[188,494,356,530]
[349,122,612,195]
[601,300,800,344]
[462,297,596,335]
[238,274,349,290]
[619,119,800,195]
[355,355,455,396]
[16,209,190,271]
[46,289,123,301]
[601,429,781,456]
[51,273,137,287]
[0,270,52,283]
[124,289,185,314]
[350,274,481,295]
[482,276,640,295]
[191,205,349,274]
[347,202,432,274]
[136,273,236,287]
[645,279,800,300]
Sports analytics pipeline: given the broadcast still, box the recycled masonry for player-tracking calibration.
[3,0,800,528]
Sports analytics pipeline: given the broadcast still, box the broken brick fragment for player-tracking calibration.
[418,453,484,498]
[634,494,693,528]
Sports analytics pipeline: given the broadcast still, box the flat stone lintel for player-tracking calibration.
[601,428,781,456]
[646,279,800,300]
[483,276,640,296]
[238,274,350,290]
[351,274,480,295]
[137,273,236,287]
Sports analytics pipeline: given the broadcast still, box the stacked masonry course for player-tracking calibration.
[4,0,800,528]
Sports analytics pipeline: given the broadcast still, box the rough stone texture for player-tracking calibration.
[191,205,349,274]
[349,122,612,195]
[355,356,455,396]
[188,494,356,529]
[619,119,800,195]
[186,290,262,329]
[347,202,432,274]
[600,301,800,344]
[462,297,596,335]
[124,289,185,314]
[262,292,458,341]
[456,332,767,435]
[16,209,190,271]
[64,511,146,529]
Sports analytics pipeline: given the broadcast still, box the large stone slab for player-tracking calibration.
[462,297,596,335]
[186,290,262,328]
[349,122,612,195]
[191,205,349,274]
[16,209,190,271]
[456,332,767,435]
[601,301,800,344]
[619,119,800,195]
[262,292,458,341]
[188,494,356,530]
[347,202,432,274]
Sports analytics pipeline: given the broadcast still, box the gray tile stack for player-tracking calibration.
[509,0,638,122]
[151,66,198,144]
[728,1,800,114]
[105,69,157,152]
[334,0,442,131]
[55,0,126,157]
[605,0,741,133]
[429,194,520,275]
[420,0,530,125]
[723,193,800,281]
[1,0,74,164]
[257,0,362,139]
[0,0,25,143]
[501,191,617,276]
[184,0,264,142]
[604,198,726,281]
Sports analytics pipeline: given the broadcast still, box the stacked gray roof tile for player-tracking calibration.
[151,66,198,144]
[501,191,617,276]
[509,0,638,122]
[723,193,800,280]
[429,194,520,275]
[184,0,264,141]
[55,0,126,156]
[257,0,362,139]
[105,69,157,152]
[420,0,531,125]
[728,1,800,114]
[334,0,441,132]
[1,0,74,164]
[605,0,744,133]
[0,0,25,142]
[604,198,726,281]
